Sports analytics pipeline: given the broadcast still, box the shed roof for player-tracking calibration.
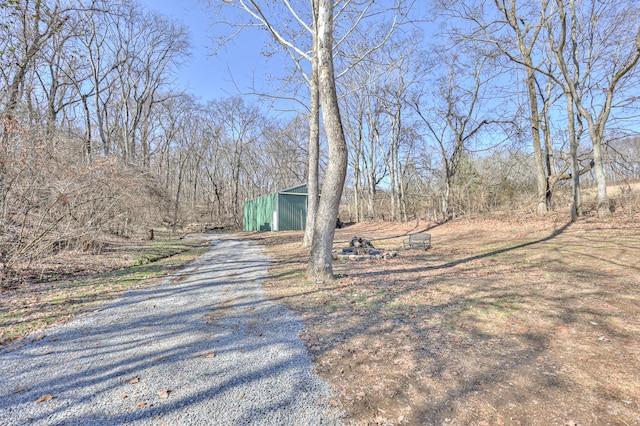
[278,184,308,195]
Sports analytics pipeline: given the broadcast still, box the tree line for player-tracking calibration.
[1,0,639,284]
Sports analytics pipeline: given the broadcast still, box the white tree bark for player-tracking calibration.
[307,0,348,282]
[545,0,640,218]
[303,1,320,247]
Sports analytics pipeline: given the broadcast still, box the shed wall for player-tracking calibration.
[277,193,307,231]
[243,184,311,232]
[243,193,277,231]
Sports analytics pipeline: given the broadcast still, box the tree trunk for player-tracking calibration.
[443,173,452,220]
[567,92,582,217]
[591,130,610,218]
[353,159,361,223]
[307,0,348,283]
[303,24,320,247]
[524,66,549,216]
[367,148,376,219]
[172,154,187,234]
[81,94,93,163]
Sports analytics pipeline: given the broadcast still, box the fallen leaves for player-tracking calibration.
[36,394,54,403]
[14,386,29,393]
[157,389,171,399]
[128,377,139,384]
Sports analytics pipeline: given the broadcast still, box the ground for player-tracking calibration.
[2,215,639,425]
[0,233,208,345]
[250,214,640,425]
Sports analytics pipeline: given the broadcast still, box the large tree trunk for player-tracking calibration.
[591,130,610,218]
[567,92,582,218]
[303,21,320,247]
[524,66,549,216]
[307,0,348,282]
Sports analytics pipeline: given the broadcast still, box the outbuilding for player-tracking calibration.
[243,184,312,231]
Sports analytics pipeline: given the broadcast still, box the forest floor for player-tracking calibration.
[250,214,640,425]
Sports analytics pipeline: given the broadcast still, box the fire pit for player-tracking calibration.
[332,236,398,261]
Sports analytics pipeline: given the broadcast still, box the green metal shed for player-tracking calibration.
[243,184,311,231]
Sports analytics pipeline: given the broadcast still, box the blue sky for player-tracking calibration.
[138,0,280,103]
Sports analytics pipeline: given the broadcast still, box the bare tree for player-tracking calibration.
[341,58,385,221]
[411,52,501,219]
[0,0,70,125]
[110,3,189,165]
[447,0,555,215]
[209,0,320,243]
[544,0,640,217]
[307,0,348,282]
[213,97,264,227]
[210,0,408,245]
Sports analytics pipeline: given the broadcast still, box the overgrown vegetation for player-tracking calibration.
[0,131,169,289]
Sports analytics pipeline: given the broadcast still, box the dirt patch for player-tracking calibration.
[253,215,640,425]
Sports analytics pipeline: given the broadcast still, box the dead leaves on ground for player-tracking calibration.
[125,375,172,405]
[35,394,54,403]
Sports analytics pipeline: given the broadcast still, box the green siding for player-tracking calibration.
[243,183,312,232]
[278,193,307,231]
[243,192,277,231]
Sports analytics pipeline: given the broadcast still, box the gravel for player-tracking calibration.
[0,235,343,425]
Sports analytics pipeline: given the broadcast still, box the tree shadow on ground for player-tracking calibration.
[0,239,341,425]
[258,219,640,424]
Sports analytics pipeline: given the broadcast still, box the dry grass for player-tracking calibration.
[0,233,208,346]
[2,206,639,425]
[253,214,640,425]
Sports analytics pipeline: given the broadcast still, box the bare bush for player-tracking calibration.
[0,125,168,289]
[613,184,640,215]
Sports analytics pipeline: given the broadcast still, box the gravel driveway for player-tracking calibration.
[0,236,343,425]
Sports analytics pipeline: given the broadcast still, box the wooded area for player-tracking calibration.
[1,0,639,284]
